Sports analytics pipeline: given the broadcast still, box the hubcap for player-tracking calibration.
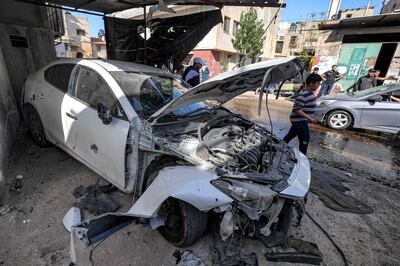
[330,113,349,129]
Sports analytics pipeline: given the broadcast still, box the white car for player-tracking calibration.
[22,58,309,249]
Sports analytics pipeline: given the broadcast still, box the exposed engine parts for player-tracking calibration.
[200,116,275,173]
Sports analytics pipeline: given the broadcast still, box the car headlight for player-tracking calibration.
[318,100,337,106]
[211,179,277,211]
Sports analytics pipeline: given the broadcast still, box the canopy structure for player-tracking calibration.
[17,0,285,14]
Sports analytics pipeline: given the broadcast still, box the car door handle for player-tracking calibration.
[38,93,45,100]
[66,112,78,120]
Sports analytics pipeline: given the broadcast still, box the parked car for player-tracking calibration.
[315,84,400,133]
[22,58,308,249]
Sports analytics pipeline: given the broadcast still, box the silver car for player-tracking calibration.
[315,84,400,133]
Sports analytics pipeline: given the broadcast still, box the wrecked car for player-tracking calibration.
[22,57,309,249]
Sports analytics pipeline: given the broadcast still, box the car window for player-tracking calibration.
[352,85,390,97]
[74,67,124,117]
[111,71,208,119]
[44,64,74,92]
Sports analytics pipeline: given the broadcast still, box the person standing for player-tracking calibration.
[374,69,397,86]
[312,67,320,75]
[318,65,342,97]
[182,57,205,87]
[283,74,322,155]
[355,69,377,91]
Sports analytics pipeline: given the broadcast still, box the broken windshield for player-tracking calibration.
[111,71,208,119]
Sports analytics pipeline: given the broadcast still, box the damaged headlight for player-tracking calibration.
[212,179,277,212]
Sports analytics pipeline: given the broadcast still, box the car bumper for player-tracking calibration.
[314,107,329,123]
[280,149,311,198]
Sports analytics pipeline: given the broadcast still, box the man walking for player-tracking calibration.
[318,65,342,97]
[182,57,205,87]
[283,74,322,155]
[355,69,377,91]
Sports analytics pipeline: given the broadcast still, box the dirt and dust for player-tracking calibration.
[0,93,399,265]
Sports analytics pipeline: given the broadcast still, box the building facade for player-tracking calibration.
[58,11,92,58]
[192,5,281,77]
[275,7,375,59]
[90,37,107,59]
[314,13,400,91]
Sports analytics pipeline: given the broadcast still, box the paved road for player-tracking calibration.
[225,92,400,188]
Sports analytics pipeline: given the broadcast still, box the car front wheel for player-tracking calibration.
[158,198,207,247]
[326,110,352,130]
[26,105,48,147]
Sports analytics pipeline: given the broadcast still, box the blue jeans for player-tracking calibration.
[283,121,310,155]
[318,82,334,98]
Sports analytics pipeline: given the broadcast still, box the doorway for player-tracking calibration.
[374,43,398,85]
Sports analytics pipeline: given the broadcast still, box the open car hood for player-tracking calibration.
[149,57,304,123]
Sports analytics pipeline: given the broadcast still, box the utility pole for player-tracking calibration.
[364,0,371,16]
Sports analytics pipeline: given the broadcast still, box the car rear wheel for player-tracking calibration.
[158,198,208,247]
[327,110,352,130]
[26,106,48,147]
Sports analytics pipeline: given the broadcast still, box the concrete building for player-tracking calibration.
[314,13,400,91]
[59,11,92,58]
[336,7,374,19]
[91,37,107,59]
[192,6,281,76]
[0,0,56,190]
[275,20,320,57]
[275,6,375,58]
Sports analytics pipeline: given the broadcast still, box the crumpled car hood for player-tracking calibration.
[149,57,304,123]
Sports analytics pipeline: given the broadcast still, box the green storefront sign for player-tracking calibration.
[336,43,382,91]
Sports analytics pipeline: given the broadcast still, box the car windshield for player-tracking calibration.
[351,85,390,97]
[111,71,208,119]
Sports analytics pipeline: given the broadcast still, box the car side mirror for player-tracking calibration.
[367,95,382,104]
[97,103,113,125]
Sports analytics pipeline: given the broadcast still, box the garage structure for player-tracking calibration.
[314,13,400,91]
[0,0,284,192]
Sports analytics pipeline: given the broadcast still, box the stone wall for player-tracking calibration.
[0,0,56,193]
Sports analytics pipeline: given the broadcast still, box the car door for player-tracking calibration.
[39,63,75,143]
[64,65,131,190]
[360,89,400,133]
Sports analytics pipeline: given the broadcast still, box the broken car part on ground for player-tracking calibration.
[22,57,308,261]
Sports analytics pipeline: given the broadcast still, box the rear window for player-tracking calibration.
[44,64,75,92]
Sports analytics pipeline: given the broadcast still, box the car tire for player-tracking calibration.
[158,198,208,247]
[326,110,352,130]
[26,105,49,147]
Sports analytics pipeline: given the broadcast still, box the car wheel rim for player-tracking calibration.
[330,113,348,128]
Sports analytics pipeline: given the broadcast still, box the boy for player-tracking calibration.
[283,74,322,155]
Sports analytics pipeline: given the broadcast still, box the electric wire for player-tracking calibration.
[305,211,349,266]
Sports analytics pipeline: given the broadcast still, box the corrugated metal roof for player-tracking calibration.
[24,0,285,14]
[319,13,400,30]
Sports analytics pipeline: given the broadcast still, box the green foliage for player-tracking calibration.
[232,8,266,65]
[293,50,313,71]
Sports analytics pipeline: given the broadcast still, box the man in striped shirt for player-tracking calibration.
[283,74,322,155]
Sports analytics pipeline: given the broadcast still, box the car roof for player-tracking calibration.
[53,58,169,75]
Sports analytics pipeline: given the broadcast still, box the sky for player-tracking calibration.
[75,0,384,37]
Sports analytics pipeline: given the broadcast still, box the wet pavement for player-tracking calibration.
[225,92,400,188]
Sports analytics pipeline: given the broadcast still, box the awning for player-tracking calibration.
[19,0,285,14]
[319,13,400,30]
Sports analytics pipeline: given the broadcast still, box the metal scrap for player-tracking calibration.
[173,250,205,266]
[265,237,323,265]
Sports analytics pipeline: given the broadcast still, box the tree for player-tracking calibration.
[232,8,266,66]
[293,50,313,71]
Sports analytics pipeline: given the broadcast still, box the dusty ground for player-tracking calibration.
[1,93,399,266]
